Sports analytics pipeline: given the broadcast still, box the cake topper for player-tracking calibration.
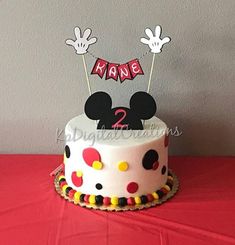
[66,27,97,95]
[65,27,97,54]
[140,25,171,93]
[85,91,156,130]
[65,25,171,130]
[91,58,144,83]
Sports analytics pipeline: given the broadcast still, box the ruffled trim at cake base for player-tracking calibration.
[53,170,179,211]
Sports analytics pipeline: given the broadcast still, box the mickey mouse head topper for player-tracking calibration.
[65,25,171,130]
[85,91,156,130]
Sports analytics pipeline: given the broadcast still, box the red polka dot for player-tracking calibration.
[127,197,135,205]
[103,197,111,205]
[147,194,154,202]
[164,134,169,147]
[71,171,83,187]
[152,161,159,170]
[127,182,139,194]
[82,147,101,167]
[60,181,67,188]
[68,189,76,199]
[84,195,90,203]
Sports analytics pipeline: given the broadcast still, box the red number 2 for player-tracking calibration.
[112,109,128,129]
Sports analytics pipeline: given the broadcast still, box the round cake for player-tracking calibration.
[55,113,176,210]
[55,25,178,210]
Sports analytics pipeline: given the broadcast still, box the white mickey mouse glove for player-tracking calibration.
[66,27,97,55]
[140,25,171,54]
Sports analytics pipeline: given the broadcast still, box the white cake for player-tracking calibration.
[56,25,177,209]
[61,113,170,207]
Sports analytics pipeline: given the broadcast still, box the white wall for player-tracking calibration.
[0,0,234,155]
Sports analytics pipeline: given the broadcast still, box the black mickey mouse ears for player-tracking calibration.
[130,91,156,120]
[85,91,156,125]
[85,91,112,120]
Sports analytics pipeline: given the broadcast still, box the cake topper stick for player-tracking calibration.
[66,27,97,95]
[140,25,171,93]
[147,53,156,94]
[82,54,92,95]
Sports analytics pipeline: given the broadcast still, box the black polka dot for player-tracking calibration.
[118,197,127,207]
[95,183,103,190]
[58,178,66,184]
[156,190,164,199]
[65,145,70,158]
[142,149,159,170]
[65,187,72,196]
[161,165,167,175]
[140,195,148,204]
[95,195,104,205]
[79,194,85,202]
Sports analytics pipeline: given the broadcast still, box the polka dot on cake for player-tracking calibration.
[118,197,127,207]
[142,149,159,170]
[89,195,96,204]
[74,192,81,202]
[147,194,154,202]
[79,194,85,202]
[161,165,167,175]
[118,161,129,171]
[152,161,159,170]
[127,182,139,193]
[127,197,135,205]
[65,187,72,196]
[58,178,66,185]
[156,190,164,199]
[95,183,103,190]
[103,197,111,205]
[92,161,103,170]
[65,145,70,158]
[134,196,141,204]
[84,194,90,203]
[68,189,76,199]
[62,184,69,193]
[111,196,118,205]
[95,195,104,205]
[140,195,148,204]
[71,171,83,187]
[82,147,101,167]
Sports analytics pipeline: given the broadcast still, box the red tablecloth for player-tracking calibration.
[1,155,235,245]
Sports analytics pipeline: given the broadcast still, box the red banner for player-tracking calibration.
[91,58,144,82]
[128,59,144,78]
[106,63,119,81]
[91,58,108,78]
[118,63,132,82]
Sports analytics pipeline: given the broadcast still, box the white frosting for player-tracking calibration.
[64,114,168,197]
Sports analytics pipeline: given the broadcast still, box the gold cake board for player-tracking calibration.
[54,169,179,211]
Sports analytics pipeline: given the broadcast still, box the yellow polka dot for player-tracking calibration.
[152,192,159,200]
[89,195,96,204]
[164,185,171,192]
[76,170,83,177]
[74,192,81,203]
[58,175,65,181]
[118,161,129,171]
[92,161,103,170]
[134,196,141,204]
[111,196,118,205]
[62,185,69,193]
